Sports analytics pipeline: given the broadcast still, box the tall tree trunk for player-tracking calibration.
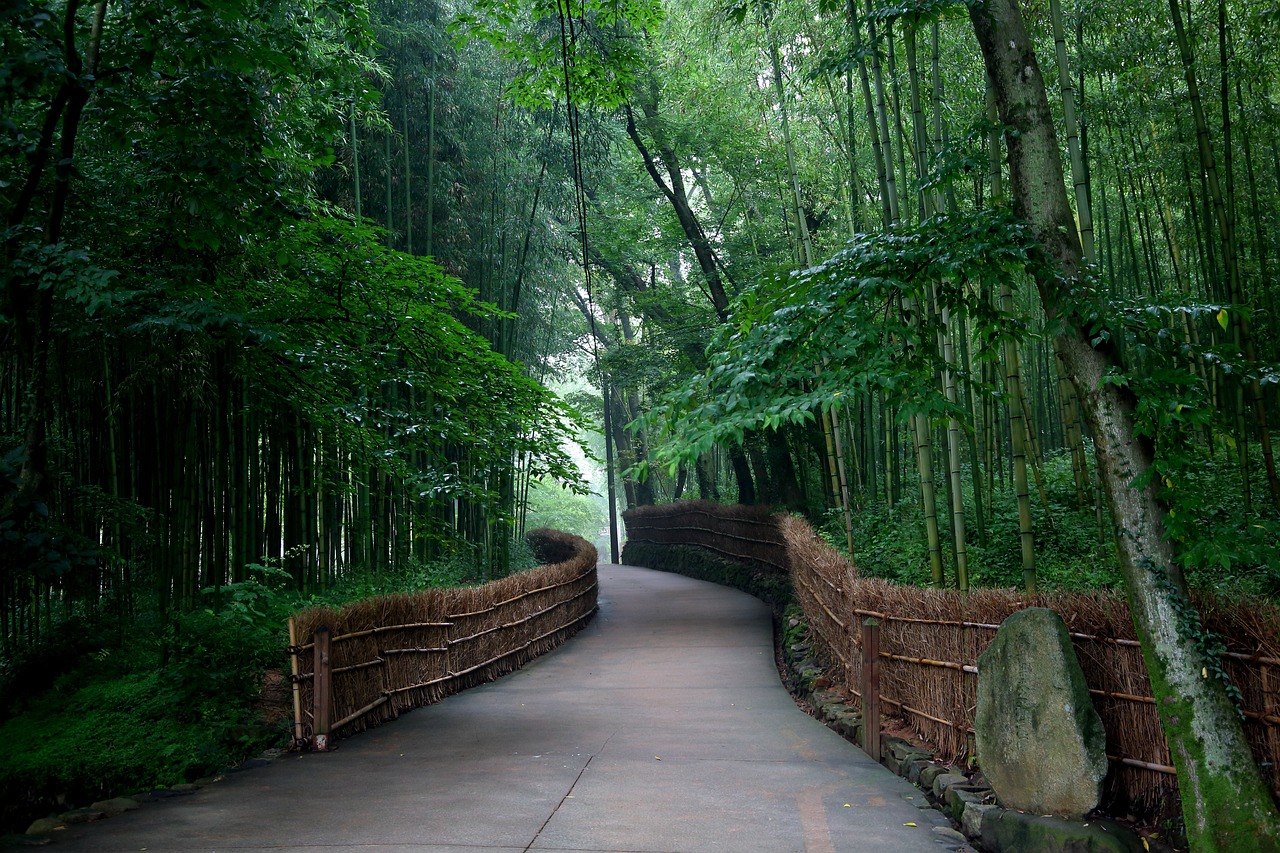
[969,1,1280,846]
[624,94,755,501]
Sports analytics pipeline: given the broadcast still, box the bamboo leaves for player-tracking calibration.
[646,210,1034,471]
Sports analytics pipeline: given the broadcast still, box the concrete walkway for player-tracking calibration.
[48,565,966,852]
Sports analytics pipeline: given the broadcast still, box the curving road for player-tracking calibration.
[47,564,969,853]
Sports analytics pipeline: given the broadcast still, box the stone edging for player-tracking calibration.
[782,613,1152,853]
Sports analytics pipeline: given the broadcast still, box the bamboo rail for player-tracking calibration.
[332,695,391,731]
[332,658,385,675]
[294,621,454,652]
[450,568,596,618]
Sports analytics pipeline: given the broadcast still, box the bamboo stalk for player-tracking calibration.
[1111,755,1177,775]
[332,658,385,675]
[288,617,304,744]
[881,651,978,674]
[332,695,390,731]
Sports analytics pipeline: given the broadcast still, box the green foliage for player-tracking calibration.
[524,477,607,541]
[644,211,1037,472]
[817,447,1123,591]
[1078,292,1280,593]
[0,672,239,808]
[231,216,589,508]
[453,0,662,109]
[0,603,280,831]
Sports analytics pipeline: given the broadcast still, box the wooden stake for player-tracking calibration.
[312,625,332,751]
[862,617,881,762]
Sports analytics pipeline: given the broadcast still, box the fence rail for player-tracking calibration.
[623,501,1280,813]
[288,530,598,747]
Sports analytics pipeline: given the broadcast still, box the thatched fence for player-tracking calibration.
[287,529,597,747]
[623,501,1280,815]
[622,501,787,572]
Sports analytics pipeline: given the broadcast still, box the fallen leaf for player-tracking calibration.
[904,822,917,827]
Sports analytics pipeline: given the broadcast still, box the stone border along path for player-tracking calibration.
[36,565,970,853]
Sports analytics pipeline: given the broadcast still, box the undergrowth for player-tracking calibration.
[822,445,1280,597]
[0,537,540,834]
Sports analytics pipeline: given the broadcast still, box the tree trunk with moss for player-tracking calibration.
[968,0,1280,848]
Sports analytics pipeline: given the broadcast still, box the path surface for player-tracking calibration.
[48,565,967,852]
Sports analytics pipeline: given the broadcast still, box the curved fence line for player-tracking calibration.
[623,501,1280,814]
[287,529,598,747]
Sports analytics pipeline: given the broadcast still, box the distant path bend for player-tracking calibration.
[52,565,967,853]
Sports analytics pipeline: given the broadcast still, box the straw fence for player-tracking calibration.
[287,529,597,745]
[624,501,1280,815]
[623,501,788,573]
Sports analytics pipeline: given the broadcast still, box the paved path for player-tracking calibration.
[48,565,965,852]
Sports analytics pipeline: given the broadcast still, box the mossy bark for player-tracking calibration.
[967,0,1280,848]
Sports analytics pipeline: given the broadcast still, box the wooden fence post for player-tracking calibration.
[861,617,881,762]
[312,625,332,751]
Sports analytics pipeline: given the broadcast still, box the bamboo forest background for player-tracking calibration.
[4,0,1280,661]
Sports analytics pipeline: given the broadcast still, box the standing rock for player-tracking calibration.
[975,607,1107,817]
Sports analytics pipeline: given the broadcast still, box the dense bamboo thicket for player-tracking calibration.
[1,1,592,663]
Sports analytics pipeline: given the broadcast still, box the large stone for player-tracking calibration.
[975,607,1107,817]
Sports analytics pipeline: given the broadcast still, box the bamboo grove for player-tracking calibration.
[4,0,1279,728]
[0,0,596,656]
[4,0,1280,843]
[2,0,1269,640]
[475,0,1280,599]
